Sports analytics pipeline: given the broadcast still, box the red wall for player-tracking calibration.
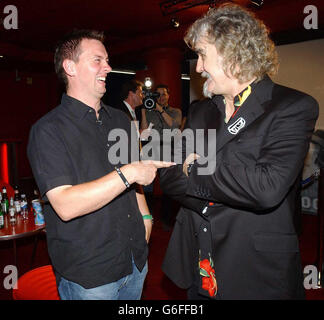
[0,69,60,179]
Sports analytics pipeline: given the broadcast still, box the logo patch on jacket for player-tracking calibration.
[228,117,246,135]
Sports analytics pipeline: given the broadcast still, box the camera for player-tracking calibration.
[142,77,160,110]
[143,90,160,110]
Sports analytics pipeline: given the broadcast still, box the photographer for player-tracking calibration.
[141,84,182,138]
[141,84,182,231]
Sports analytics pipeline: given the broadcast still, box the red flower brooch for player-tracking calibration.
[199,254,217,297]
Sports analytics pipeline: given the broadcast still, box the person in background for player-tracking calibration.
[141,84,182,231]
[159,3,318,299]
[141,84,182,137]
[114,79,143,124]
[113,79,144,151]
[27,29,173,300]
[180,99,200,131]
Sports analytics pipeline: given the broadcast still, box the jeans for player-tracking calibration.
[58,259,148,300]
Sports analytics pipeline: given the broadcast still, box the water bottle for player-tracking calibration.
[9,197,16,226]
[21,194,28,220]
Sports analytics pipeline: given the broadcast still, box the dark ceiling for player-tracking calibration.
[0,0,323,72]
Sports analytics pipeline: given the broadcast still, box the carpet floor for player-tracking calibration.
[0,196,322,300]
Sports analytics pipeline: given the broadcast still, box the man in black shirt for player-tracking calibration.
[27,29,173,300]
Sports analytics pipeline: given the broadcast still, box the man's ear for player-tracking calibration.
[62,59,76,77]
[127,91,134,101]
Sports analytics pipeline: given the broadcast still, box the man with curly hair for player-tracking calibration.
[159,3,318,299]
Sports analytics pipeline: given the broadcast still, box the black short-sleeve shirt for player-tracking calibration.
[27,94,147,289]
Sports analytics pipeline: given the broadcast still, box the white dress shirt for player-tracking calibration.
[123,101,137,120]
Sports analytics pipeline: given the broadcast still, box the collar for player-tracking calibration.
[61,94,112,120]
[222,81,254,110]
[233,84,252,107]
[123,101,136,118]
[212,75,273,116]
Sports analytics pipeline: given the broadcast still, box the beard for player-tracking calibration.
[201,71,214,98]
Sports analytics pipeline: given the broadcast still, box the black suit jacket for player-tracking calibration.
[159,76,319,299]
[112,100,142,124]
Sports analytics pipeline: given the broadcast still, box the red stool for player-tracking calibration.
[12,265,60,300]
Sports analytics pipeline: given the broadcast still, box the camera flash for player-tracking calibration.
[144,77,152,89]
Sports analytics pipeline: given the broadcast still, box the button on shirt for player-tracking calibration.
[27,94,147,289]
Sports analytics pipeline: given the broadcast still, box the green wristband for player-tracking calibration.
[142,214,153,220]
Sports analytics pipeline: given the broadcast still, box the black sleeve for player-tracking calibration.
[186,95,319,211]
[159,103,208,214]
[27,121,76,198]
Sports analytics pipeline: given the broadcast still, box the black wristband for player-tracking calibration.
[115,167,130,188]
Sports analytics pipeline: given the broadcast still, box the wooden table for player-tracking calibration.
[0,211,45,267]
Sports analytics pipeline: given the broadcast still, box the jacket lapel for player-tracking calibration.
[215,76,274,153]
[122,102,133,121]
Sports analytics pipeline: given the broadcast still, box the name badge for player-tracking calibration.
[228,117,246,135]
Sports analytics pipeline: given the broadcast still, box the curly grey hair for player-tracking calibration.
[184,3,278,83]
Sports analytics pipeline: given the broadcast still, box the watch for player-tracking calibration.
[160,110,165,114]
